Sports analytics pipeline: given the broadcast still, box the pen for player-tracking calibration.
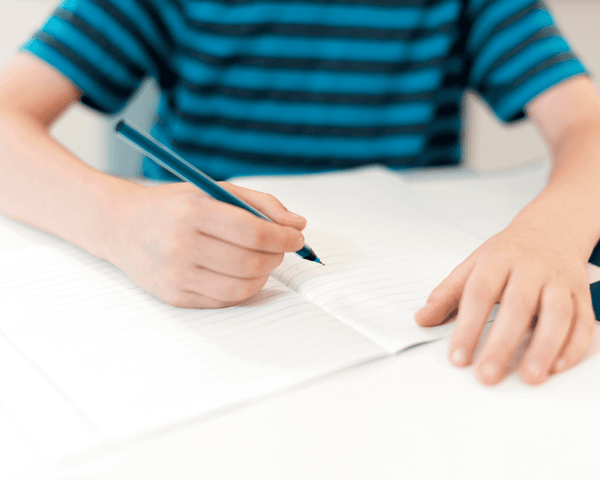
[115,121,324,265]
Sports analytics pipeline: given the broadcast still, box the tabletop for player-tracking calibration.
[2,159,599,480]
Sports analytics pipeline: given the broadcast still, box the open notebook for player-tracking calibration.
[0,167,484,467]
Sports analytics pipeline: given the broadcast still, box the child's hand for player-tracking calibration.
[414,220,596,385]
[107,182,306,308]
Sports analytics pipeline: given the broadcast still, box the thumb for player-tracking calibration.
[415,252,477,327]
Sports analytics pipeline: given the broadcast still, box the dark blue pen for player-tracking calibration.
[115,121,323,265]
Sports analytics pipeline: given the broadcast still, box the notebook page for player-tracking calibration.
[234,167,485,353]
[0,325,104,465]
[0,244,385,460]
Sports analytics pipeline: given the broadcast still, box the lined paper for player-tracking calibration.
[0,166,489,463]
[235,167,485,352]
[0,244,385,454]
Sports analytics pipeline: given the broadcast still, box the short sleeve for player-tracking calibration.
[465,0,587,122]
[20,0,178,114]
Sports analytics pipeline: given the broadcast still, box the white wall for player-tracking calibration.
[0,0,156,176]
[1,0,599,175]
[0,0,111,173]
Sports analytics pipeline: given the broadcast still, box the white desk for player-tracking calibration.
[3,159,600,480]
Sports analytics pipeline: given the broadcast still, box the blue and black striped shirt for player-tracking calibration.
[22,0,586,180]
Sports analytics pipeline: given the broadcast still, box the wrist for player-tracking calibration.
[509,186,600,263]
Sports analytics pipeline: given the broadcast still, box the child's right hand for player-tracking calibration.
[107,181,307,308]
[0,56,305,309]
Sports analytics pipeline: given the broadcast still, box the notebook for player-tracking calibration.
[0,166,485,467]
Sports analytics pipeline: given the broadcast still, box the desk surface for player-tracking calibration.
[3,159,600,480]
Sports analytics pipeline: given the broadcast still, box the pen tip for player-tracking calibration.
[316,258,325,266]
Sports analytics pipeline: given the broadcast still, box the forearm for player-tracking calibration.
[0,109,142,262]
[510,118,600,263]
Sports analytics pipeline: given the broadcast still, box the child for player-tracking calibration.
[0,0,599,387]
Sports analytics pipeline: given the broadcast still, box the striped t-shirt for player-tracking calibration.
[23,0,586,180]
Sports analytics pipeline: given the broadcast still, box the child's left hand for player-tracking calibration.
[414,76,600,386]
[414,213,596,385]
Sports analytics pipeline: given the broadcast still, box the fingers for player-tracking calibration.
[144,238,278,308]
[164,267,271,308]
[193,196,305,254]
[448,271,594,386]
[117,183,307,309]
[143,229,280,307]
[187,231,285,279]
[156,194,300,306]
[413,219,597,386]
[414,252,477,327]
[220,182,307,230]
[471,270,541,384]
[169,293,236,310]
[551,293,595,374]
[514,285,572,384]
[447,256,511,368]
[521,286,595,382]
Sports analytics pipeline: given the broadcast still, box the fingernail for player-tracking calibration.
[451,348,466,366]
[555,358,567,372]
[480,361,498,381]
[288,211,305,220]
